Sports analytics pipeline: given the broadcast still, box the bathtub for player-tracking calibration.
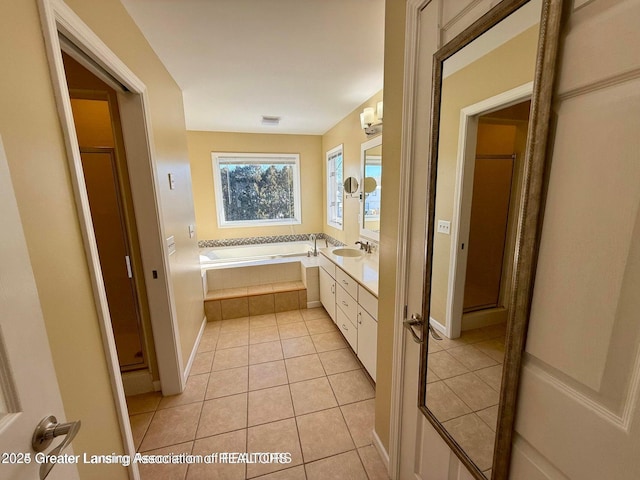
[199,241,315,266]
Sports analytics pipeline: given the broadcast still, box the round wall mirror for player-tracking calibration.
[343,176,359,194]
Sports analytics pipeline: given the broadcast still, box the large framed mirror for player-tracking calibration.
[361,135,382,241]
[418,0,563,479]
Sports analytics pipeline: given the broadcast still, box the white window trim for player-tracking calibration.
[212,152,302,228]
[326,144,344,230]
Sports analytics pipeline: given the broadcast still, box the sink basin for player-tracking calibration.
[332,248,364,257]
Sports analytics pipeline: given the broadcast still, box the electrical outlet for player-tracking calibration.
[437,220,451,235]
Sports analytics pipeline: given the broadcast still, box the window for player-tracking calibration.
[212,152,302,227]
[326,144,343,229]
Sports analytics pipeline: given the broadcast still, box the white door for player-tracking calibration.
[511,1,640,477]
[396,1,640,479]
[0,136,80,480]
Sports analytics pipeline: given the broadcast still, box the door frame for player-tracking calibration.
[38,0,185,476]
[444,83,533,339]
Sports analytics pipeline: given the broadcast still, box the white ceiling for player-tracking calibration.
[121,0,385,135]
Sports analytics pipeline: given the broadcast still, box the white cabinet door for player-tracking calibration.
[319,267,336,322]
[357,307,377,382]
[0,137,80,480]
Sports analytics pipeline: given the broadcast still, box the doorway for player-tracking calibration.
[460,100,531,331]
[63,52,159,381]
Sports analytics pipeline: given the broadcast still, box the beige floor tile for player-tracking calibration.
[475,364,503,391]
[212,346,249,371]
[129,412,153,451]
[249,360,288,390]
[196,393,247,439]
[305,317,336,335]
[251,465,306,479]
[305,450,368,480]
[281,336,316,359]
[190,351,215,375]
[206,366,248,399]
[188,429,246,480]
[221,297,250,320]
[249,294,276,316]
[278,322,309,340]
[427,350,470,379]
[275,291,300,312]
[290,377,337,415]
[197,329,219,353]
[301,307,330,321]
[250,313,277,329]
[216,330,249,350]
[443,413,495,471]
[249,340,284,365]
[425,381,471,423]
[328,370,375,405]
[448,344,498,371]
[248,385,294,426]
[296,408,355,463]
[311,331,347,353]
[474,338,506,363]
[140,403,201,452]
[205,300,222,322]
[285,354,325,383]
[318,348,360,375]
[219,317,250,333]
[276,310,304,325]
[428,335,443,353]
[444,373,499,411]
[426,367,441,384]
[127,391,162,415]
[477,405,499,432]
[358,445,390,480]
[250,326,280,345]
[159,374,208,410]
[246,418,303,478]
[340,399,375,447]
[138,441,192,480]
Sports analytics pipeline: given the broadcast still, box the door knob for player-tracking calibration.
[403,313,424,344]
[32,415,81,480]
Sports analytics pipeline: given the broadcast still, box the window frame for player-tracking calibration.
[326,144,344,230]
[212,152,302,228]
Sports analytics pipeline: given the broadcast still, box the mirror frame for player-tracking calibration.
[418,1,564,479]
[360,135,382,242]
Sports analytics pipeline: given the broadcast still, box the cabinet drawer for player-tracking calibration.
[336,285,357,325]
[337,308,357,352]
[358,286,378,319]
[319,254,336,278]
[336,268,358,299]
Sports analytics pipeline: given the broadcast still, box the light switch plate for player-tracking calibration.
[188,224,195,238]
[437,220,451,235]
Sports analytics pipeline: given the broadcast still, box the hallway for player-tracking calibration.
[126,307,389,479]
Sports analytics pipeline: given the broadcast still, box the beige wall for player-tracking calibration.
[188,131,323,240]
[322,90,383,246]
[430,25,539,327]
[0,0,202,477]
[374,0,406,453]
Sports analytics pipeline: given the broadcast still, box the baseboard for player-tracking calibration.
[183,316,207,383]
[307,300,322,309]
[121,369,154,396]
[462,308,507,331]
[429,316,447,336]
[152,380,161,392]
[372,429,390,472]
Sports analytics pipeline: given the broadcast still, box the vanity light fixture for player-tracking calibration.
[360,101,383,136]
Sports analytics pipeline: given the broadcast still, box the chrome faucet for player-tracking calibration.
[309,234,318,256]
[355,240,372,253]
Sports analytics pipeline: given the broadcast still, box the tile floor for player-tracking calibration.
[425,323,506,476]
[126,307,389,479]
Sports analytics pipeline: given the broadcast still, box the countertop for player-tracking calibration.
[319,247,379,297]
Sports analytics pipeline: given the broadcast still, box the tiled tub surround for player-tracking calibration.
[204,259,321,321]
[126,307,390,479]
[425,323,506,475]
[200,241,316,266]
[199,233,345,249]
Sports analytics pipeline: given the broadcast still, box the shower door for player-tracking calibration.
[81,147,146,370]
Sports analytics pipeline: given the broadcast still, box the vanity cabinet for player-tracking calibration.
[319,253,378,381]
[319,256,336,322]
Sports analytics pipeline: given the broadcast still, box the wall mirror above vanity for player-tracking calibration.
[417,0,562,479]
[360,135,382,242]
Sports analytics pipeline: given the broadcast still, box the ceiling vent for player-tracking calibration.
[261,115,281,126]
